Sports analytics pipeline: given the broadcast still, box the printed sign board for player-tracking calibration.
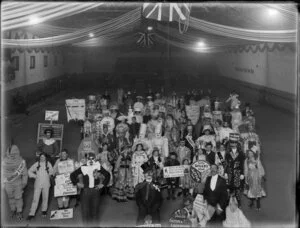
[169,207,191,227]
[45,110,59,121]
[37,123,64,152]
[50,209,73,220]
[54,173,77,197]
[190,160,211,183]
[65,99,86,122]
[163,166,185,178]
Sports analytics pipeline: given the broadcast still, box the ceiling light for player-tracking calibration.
[89,33,94,38]
[267,8,278,17]
[197,41,205,48]
[28,16,41,25]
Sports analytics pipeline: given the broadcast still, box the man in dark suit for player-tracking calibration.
[203,164,228,226]
[204,142,216,165]
[135,167,163,225]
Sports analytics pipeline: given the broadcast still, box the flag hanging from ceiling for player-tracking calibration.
[136,32,155,48]
[142,3,191,22]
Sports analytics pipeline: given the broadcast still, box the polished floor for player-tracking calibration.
[2,86,297,227]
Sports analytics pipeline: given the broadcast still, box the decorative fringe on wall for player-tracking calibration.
[227,42,295,54]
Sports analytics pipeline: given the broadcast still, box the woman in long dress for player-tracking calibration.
[132,143,148,187]
[111,146,134,202]
[244,150,266,211]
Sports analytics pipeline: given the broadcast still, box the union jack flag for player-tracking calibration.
[142,3,191,22]
[136,32,155,48]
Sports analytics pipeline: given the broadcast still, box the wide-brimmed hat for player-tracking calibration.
[229,133,240,142]
[132,141,148,151]
[136,96,143,99]
[147,95,152,99]
[134,107,141,112]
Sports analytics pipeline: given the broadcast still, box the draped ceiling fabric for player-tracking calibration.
[1,2,297,52]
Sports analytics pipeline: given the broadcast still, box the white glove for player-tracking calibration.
[240,175,244,180]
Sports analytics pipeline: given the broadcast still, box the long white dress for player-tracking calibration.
[223,206,251,227]
[132,150,148,187]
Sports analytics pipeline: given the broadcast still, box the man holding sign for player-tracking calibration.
[53,149,75,210]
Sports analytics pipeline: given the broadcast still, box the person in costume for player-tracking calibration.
[98,124,115,151]
[244,150,266,211]
[53,149,75,209]
[215,142,227,179]
[141,147,164,186]
[196,125,216,151]
[184,124,196,161]
[213,119,223,144]
[219,121,234,143]
[178,158,192,197]
[114,128,131,159]
[193,148,207,163]
[129,116,141,141]
[178,109,188,138]
[3,145,28,221]
[134,96,145,114]
[176,138,191,164]
[146,112,160,140]
[226,92,241,111]
[27,153,54,220]
[223,107,233,127]
[135,167,163,225]
[243,108,256,132]
[110,104,121,125]
[231,104,243,133]
[240,124,261,156]
[143,106,152,124]
[134,107,144,124]
[115,115,129,138]
[100,109,115,135]
[37,128,59,165]
[132,143,148,187]
[96,143,114,190]
[164,114,180,153]
[151,124,169,160]
[77,134,99,162]
[224,135,245,207]
[203,142,216,166]
[70,152,110,226]
[223,195,251,227]
[111,146,134,202]
[164,152,180,200]
[117,87,124,105]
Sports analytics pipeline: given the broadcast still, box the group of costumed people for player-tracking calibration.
[2,87,266,227]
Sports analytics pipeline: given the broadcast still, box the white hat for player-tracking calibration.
[117,115,127,121]
[102,109,110,114]
[147,96,152,99]
[134,107,141,112]
[202,125,212,133]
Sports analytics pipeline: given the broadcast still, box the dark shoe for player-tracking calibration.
[42,211,47,218]
[26,215,34,221]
